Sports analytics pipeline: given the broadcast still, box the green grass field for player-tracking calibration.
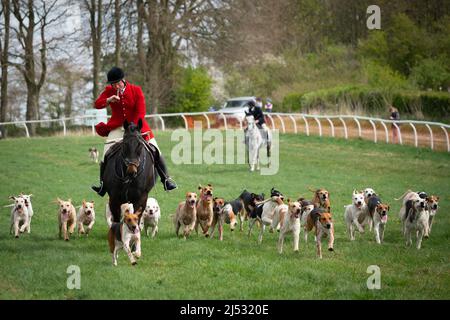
[0,131,449,299]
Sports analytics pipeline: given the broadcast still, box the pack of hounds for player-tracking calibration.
[6,186,440,265]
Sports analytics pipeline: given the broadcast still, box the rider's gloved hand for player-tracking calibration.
[95,122,111,137]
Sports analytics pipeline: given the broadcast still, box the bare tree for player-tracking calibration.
[0,0,11,137]
[83,0,103,102]
[135,0,223,113]
[9,0,69,135]
[114,0,121,66]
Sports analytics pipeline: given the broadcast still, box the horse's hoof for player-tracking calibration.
[15,235,19,239]
[328,248,334,252]
[65,238,70,242]
[132,261,137,266]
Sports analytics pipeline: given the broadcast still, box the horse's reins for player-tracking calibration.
[117,132,154,201]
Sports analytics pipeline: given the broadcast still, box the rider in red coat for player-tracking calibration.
[91,67,177,195]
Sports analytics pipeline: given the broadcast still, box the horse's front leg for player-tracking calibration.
[109,198,123,223]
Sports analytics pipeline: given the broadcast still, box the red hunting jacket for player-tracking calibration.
[94,81,154,141]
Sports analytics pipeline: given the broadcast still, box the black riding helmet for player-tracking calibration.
[247,100,256,108]
[107,67,125,84]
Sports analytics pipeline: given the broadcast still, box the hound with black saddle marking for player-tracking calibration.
[297,197,315,242]
[238,190,265,224]
[248,188,286,244]
[305,208,334,259]
[108,204,143,266]
[9,196,29,238]
[396,190,425,234]
[210,198,238,241]
[403,197,429,249]
[366,196,389,244]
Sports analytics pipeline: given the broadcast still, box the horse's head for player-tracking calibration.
[122,119,144,176]
[246,115,256,129]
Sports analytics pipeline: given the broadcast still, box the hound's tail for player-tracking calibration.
[308,187,317,193]
[394,189,413,201]
[169,214,177,227]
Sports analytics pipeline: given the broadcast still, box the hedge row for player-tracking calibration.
[281,85,450,122]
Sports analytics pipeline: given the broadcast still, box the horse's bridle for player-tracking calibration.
[121,133,147,176]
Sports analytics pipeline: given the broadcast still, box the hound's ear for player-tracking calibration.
[91,200,95,205]
[68,198,72,203]
[198,185,203,190]
[287,198,291,204]
[186,192,190,197]
[213,197,218,201]
[387,205,390,211]
[123,120,129,130]
[138,118,143,130]
[82,200,86,207]
[9,196,16,201]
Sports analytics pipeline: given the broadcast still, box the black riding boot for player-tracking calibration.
[153,150,178,191]
[91,161,107,197]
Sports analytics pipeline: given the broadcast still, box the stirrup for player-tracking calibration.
[91,182,107,197]
[163,178,178,191]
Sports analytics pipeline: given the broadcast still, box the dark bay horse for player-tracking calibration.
[103,119,156,222]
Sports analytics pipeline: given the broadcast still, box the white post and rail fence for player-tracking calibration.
[0,111,449,152]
